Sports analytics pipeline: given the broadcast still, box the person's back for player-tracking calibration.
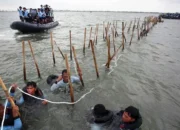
[86,104,115,130]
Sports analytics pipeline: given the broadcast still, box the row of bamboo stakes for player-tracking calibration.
[0,16,161,103]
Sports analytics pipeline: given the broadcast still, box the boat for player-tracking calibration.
[10,21,59,33]
[160,13,180,19]
[10,7,59,33]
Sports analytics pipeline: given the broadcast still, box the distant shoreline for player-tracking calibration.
[0,10,163,13]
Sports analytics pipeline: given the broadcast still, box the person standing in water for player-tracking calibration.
[10,81,47,105]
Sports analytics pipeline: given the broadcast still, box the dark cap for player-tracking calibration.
[93,104,108,117]
[19,6,22,8]
[125,106,139,119]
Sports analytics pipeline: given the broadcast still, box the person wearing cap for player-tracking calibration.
[49,69,82,92]
[40,5,44,11]
[112,106,142,130]
[0,102,22,130]
[17,6,24,22]
[10,81,47,105]
[86,104,114,130]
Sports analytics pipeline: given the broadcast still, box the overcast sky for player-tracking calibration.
[0,0,179,12]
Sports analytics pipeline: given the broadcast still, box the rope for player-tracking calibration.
[1,86,12,130]
[17,87,94,104]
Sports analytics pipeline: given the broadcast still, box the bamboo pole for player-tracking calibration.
[122,22,125,51]
[72,46,84,87]
[22,41,26,81]
[83,28,86,55]
[137,26,140,40]
[111,27,116,53]
[103,21,105,40]
[124,22,127,32]
[129,25,135,46]
[107,37,111,68]
[65,54,74,102]
[50,32,56,64]
[69,30,72,60]
[28,41,41,78]
[90,40,99,78]
[127,20,132,33]
[96,24,99,44]
[54,41,65,59]
[105,27,108,42]
[105,44,122,66]
[88,27,92,48]
[0,77,15,107]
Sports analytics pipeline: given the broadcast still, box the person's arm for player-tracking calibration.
[55,75,62,83]
[15,96,24,106]
[71,76,80,83]
[50,80,65,91]
[12,105,22,129]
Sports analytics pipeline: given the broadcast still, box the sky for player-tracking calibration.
[0,0,179,12]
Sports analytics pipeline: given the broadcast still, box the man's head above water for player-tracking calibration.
[62,69,68,83]
[25,81,37,95]
[122,106,140,123]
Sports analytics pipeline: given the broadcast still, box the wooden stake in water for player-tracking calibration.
[65,54,74,102]
[72,46,84,87]
[129,25,135,46]
[127,20,132,33]
[83,28,86,55]
[107,37,111,68]
[54,41,65,59]
[69,30,72,60]
[90,40,99,78]
[88,27,92,48]
[103,21,105,40]
[122,22,125,51]
[96,24,99,44]
[28,41,41,78]
[22,41,26,81]
[111,27,116,53]
[50,32,56,65]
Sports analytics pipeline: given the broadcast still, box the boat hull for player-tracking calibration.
[10,21,59,33]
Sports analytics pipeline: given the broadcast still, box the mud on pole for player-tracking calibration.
[50,32,56,65]
[90,40,99,78]
[83,28,86,55]
[69,30,72,60]
[65,54,74,102]
[28,40,41,78]
[22,41,26,81]
[72,46,84,87]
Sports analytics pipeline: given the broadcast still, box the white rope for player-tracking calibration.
[1,86,12,130]
[17,87,94,104]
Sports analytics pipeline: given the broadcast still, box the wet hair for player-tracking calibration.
[62,69,67,75]
[26,81,37,88]
[93,104,108,117]
[19,6,22,8]
[125,106,139,120]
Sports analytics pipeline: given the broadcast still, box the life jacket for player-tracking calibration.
[22,87,44,104]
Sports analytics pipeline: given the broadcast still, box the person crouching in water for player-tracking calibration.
[0,103,22,130]
[115,106,142,130]
[87,104,114,130]
[50,69,82,92]
[10,81,47,105]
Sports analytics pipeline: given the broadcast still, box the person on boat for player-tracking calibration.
[17,6,24,22]
[37,8,44,24]
[41,9,46,23]
[23,7,29,22]
[111,106,142,130]
[86,104,114,130]
[0,102,22,130]
[50,69,82,91]
[10,81,47,105]
[40,5,44,11]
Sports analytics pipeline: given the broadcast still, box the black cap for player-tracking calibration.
[93,104,108,116]
[125,106,139,119]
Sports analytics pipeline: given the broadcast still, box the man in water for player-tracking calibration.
[17,6,24,22]
[0,103,22,130]
[87,104,142,130]
[10,81,47,105]
[50,69,82,91]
